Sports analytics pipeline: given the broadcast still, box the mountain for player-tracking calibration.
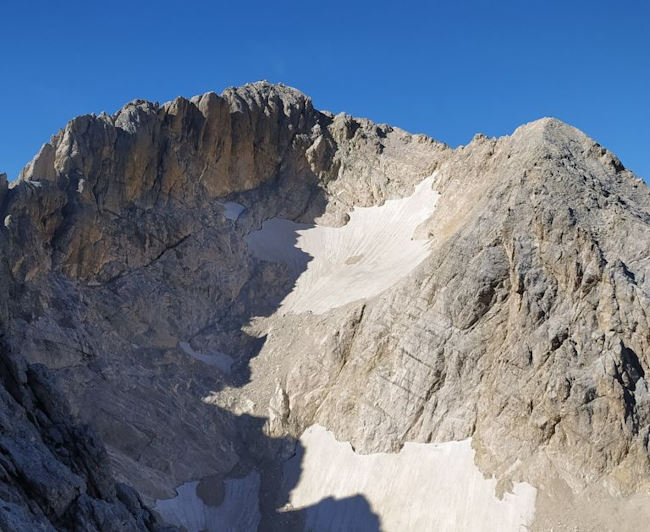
[1,81,649,531]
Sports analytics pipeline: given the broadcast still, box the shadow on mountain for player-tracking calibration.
[83,166,379,531]
[287,495,381,532]
[178,174,382,530]
[256,437,381,531]
[142,165,381,529]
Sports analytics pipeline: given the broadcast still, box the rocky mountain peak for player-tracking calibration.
[1,83,649,531]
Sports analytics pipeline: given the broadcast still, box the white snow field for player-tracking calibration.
[245,175,440,314]
[283,425,537,532]
[154,472,260,532]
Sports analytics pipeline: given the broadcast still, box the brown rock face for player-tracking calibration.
[1,82,649,530]
[21,84,314,207]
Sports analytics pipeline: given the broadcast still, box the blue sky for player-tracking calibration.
[1,1,648,181]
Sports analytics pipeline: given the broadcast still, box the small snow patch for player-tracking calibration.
[217,201,246,221]
[179,342,233,374]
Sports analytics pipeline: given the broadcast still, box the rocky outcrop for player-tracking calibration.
[1,82,649,530]
[0,341,167,530]
[11,82,444,283]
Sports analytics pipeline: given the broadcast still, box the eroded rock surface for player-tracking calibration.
[1,81,649,530]
[0,342,168,530]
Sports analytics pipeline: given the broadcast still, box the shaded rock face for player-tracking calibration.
[0,341,166,531]
[1,81,649,530]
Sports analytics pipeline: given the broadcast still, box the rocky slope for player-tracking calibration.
[0,331,167,530]
[1,81,649,530]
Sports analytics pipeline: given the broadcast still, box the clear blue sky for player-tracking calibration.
[1,1,648,181]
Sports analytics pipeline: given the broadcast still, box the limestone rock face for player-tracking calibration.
[1,82,650,530]
[0,343,168,530]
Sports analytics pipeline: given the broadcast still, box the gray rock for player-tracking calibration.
[0,344,168,530]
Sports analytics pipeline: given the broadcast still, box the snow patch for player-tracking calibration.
[246,175,439,314]
[283,424,537,532]
[179,341,233,374]
[154,473,260,532]
[217,201,245,221]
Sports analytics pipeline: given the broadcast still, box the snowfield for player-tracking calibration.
[283,424,537,532]
[246,175,440,314]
